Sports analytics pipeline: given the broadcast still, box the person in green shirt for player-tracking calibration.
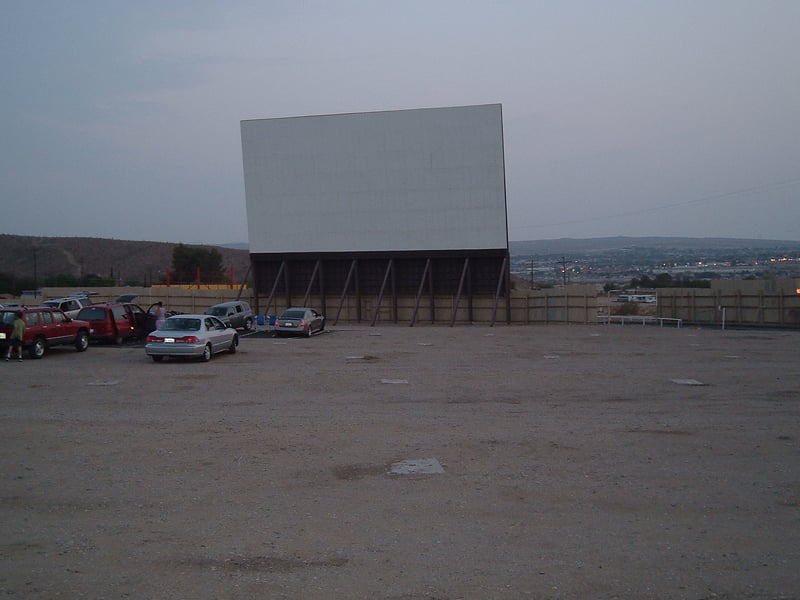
[6,312,25,361]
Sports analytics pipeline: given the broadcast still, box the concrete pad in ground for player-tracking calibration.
[389,458,445,475]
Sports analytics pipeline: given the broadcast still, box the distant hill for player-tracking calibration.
[0,235,250,283]
[2,234,798,285]
[509,236,800,256]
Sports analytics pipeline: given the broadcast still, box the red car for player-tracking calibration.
[76,302,158,344]
[0,307,90,359]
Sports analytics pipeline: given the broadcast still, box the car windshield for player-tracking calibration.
[281,310,306,319]
[163,317,201,331]
[207,307,227,316]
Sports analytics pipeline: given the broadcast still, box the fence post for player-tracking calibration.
[735,290,741,324]
[526,294,530,325]
[544,294,549,324]
[584,293,589,324]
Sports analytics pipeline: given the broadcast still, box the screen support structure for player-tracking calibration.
[251,249,510,326]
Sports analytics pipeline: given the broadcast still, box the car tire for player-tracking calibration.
[229,336,238,354]
[114,335,124,346]
[244,317,253,331]
[151,355,164,362]
[30,336,46,359]
[306,326,312,338]
[202,343,212,362]
[75,330,89,352]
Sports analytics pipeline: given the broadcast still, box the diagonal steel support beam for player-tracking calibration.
[450,257,470,327]
[262,260,287,317]
[302,260,321,307]
[370,259,394,326]
[490,255,509,326]
[409,258,432,327]
[334,259,357,325]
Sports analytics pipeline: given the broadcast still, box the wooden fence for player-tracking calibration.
[36,285,800,328]
[658,288,800,328]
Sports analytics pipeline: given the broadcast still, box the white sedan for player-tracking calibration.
[145,314,239,362]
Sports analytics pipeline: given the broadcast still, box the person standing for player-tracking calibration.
[6,312,25,361]
[155,301,166,329]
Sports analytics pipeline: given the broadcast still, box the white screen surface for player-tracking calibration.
[242,104,508,253]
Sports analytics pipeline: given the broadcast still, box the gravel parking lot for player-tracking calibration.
[1,324,799,599]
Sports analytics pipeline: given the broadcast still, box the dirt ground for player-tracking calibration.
[1,323,799,599]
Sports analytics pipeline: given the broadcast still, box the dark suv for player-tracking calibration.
[0,307,91,359]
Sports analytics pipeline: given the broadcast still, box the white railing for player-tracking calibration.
[598,315,682,328]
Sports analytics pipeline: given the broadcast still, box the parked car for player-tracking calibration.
[41,296,92,318]
[145,314,239,362]
[0,307,90,359]
[115,293,140,303]
[0,302,25,310]
[204,301,255,331]
[76,302,157,344]
[274,307,325,337]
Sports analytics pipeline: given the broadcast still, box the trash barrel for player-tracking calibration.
[256,315,265,327]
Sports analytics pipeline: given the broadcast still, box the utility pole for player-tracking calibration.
[529,259,535,289]
[562,256,568,287]
[33,248,38,289]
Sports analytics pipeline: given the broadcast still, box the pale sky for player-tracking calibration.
[2,1,799,244]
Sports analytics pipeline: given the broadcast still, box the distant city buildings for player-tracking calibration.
[511,243,800,287]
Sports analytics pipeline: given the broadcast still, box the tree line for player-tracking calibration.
[602,273,712,293]
[629,273,711,289]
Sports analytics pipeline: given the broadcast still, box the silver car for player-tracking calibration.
[274,307,325,337]
[145,314,239,362]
